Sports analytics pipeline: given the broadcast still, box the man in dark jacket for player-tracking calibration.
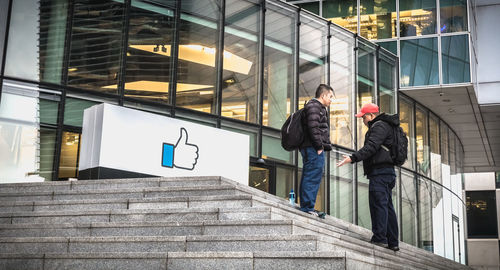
[299,84,334,218]
[337,103,400,251]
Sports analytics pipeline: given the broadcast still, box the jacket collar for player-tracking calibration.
[367,113,385,128]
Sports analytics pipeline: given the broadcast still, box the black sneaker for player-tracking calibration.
[387,246,400,251]
[370,240,388,248]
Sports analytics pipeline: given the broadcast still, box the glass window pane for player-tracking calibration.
[323,0,357,33]
[432,183,445,257]
[63,98,98,127]
[357,163,371,229]
[39,128,56,181]
[5,0,68,82]
[330,150,354,223]
[430,114,441,184]
[299,14,327,104]
[466,191,498,238]
[360,0,396,40]
[249,166,269,193]
[400,38,438,87]
[262,132,293,164]
[399,0,437,37]
[449,133,456,174]
[440,122,449,165]
[124,0,176,104]
[0,0,8,74]
[401,170,417,246]
[377,41,397,55]
[416,107,430,176]
[40,99,59,125]
[357,41,376,149]
[263,2,294,129]
[399,97,414,169]
[442,35,470,84]
[419,177,433,251]
[68,0,124,92]
[440,0,467,33]
[58,131,81,179]
[297,2,319,15]
[378,54,397,114]
[276,166,295,200]
[221,0,260,123]
[330,30,355,149]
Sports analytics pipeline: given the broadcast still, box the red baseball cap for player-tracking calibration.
[355,103,379,117]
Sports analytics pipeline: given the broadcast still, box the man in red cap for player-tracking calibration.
[337,103,400,252]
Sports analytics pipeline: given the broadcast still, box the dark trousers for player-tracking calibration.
[368,168,399,247]
[299,147,325,212]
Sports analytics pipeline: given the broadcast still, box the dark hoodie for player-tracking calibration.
[350,113,400,175]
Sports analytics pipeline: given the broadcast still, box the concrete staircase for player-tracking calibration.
[0,176,471,270]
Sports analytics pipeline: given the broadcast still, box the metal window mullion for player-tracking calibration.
[353,35,359,225]
[375,45,379,105]
[215,0,226,128]
[396,0,399,39]
[169,0,182,117]
[438,33,443,86]
[356,0,360,34]
[326,21,331,215]
[256,0,266,159]
[117,0,131,107]
[293,6,300,198]
[416,174,421,248]
[0,0,14,105]
[413,101,420,246]
[52,0,75,181]
[394,56,399,112]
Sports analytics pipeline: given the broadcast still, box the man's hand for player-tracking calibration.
[317,149,323,155]
[336,155,351,167]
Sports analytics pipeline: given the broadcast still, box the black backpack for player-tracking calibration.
[281,108,305,151]
[390,125,408,166]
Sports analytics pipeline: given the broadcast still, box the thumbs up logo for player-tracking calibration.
[162,128,199,170]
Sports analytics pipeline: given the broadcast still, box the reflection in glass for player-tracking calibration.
[59,131,80,179]
[416,107,430,176]
[400,38,438,87]
[262,133,293,164]
[64,98,98,127]
[399,97,414,169]
[430,114,441,183]
[377,41,397,55]
[442,35,470,84]
[401,170,417,246]
[360,0,396,40]
[449,133,456,175]
[330,150,353,223]
[299,14,327,107]
[222,0,260,123]
[330,31,355,149]
[176,0,220,113]
[40,99,59,125]
[263,4,294,128]
[399,0,436,37]
[297,2,319,14]
[440,0,467,33]
[249,166,269,193]
[378,54,396,114]
[419,177,433,251]
[432,184,445,257]
[124,0,176,104]
[68,0,124,92]
[323,0,357,33]
[357,42,376,149]
[466,191,498,238]
[357,163,371,229]
[39,128,56,181]
[276,166,295,200]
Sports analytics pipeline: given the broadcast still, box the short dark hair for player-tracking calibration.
[315,84,333,98]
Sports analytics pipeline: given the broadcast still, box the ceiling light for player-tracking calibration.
[448,108,455,113]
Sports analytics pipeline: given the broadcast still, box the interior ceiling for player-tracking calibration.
[401,85,500,173]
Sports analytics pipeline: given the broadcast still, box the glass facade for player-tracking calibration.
[0,0,467,263]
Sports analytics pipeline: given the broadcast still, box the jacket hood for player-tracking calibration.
[369,113,400,127]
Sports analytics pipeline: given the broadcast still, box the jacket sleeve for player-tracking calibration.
[305,104,324,151]
[350,122,388,163]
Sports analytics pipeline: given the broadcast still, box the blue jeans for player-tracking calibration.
[299,147,325,212]
[368,167,399,247]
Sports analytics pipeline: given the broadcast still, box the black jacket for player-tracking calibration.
[350,113,399,175]
[300,99,332,151]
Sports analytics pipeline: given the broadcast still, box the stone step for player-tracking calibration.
[0,220,295,238]
[0,251,346,270]
[0,176,222,193]
[0,184,241,202]
[0,235,325,254]
[0,194,254,213]
[0,207,272,225]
